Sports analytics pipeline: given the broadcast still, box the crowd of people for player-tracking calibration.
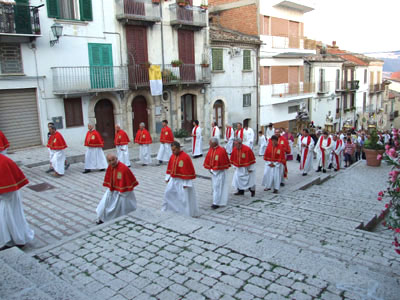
[0,121,395,249]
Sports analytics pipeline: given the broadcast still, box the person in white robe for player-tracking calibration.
[211,121,221,142]
[224,124,234,155]
[331,135,344,171]
[115,125,131,167]
[314,131,334,173]
[191,120,203,158]
[298,129,314,176]
[83,124,108,173]
[135,122,152,166]
[243,125,255,150]
[266,123,275,139]
[262,136,283,194]
[258,131,268,156]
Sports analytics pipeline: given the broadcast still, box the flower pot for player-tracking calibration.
[152,0,160,3]
[178,1,187,7]
[364,149,385,167]
[201,63,209,68]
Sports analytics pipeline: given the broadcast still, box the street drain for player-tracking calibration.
[28,182,55,192]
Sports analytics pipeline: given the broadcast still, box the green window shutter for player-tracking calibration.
[46,0,60,18]
[101,44,113,66]
[80,0,93,21]
[243,50,251,70]
[88,44,101,66]
[212,49,223,71]
[15,0,31,34]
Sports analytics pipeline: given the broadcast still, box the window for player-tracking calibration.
[363,92,367,112]
[336,98,340,114]
[350,93,355,108]
[364,69,367,84]
[335,69,340,89]
[343,95,348,110]
[288,105,299,114]
[64,98,83,127]
[319,69,325,92]
[212,48,223,71]
[243,50,251,71]
[262,66,270,85]
[47,0,93,21]
[243,94,251,107]
[0,43,23,74]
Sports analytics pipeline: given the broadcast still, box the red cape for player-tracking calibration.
[115,129,130,146]
[230,144,256,168]
[84,130,104,147]
[160,126,174,143]
[0,154,29,194]
[225,127,233,140]
[203,146,230,170]
[264,143,286,163]
[47,131,67,150]
[167,151,196,180]
[235,128,244,140]
[135,129,152,145]
[103,161,138,193]
[0,130,9,151]
[278,135,290,178]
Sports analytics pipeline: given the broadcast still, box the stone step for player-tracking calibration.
[0,247,90,300]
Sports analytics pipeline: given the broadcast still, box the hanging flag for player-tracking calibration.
[149,65,163,96]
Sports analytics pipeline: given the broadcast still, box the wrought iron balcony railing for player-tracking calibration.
[336,80,359,92]
[116,0,161,25]
[271,82,315,97]
[264,34,312,50]
[0,3,40,35]
[369,83,384,93]
[52,66,129,94]
[169,3,207,30]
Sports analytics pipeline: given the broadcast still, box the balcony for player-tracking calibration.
[271,82,315,98]
[369,83,385,94]
[128,63,210,88]
[52,66,129,95]
[116,0,161,26]
[317,81,333,94]
[273,0,315,13]
[336,80,359,92]
[0,2,41,42]
[169,3,207,30]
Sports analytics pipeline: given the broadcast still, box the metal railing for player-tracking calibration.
[169,3,207,28]
[336,80,359,91]
[52,66,129,94]
[0,3,41,35]
[128,63,210,87]
[369,83,384,93]
[265,34,311,50]
[271,82,315,97]
[116,0,161,22]
[317,81,333,94]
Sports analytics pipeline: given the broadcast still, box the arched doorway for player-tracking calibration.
[95,99,115,149]
[132,95,148,137]
[213,100,224,133]
[181,94,196,134]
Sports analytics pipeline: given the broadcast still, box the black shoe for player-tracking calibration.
[96,220,104,225]
[234,190,244,195]
[65,163,70,170]
[280,183,285,187]
[273,189,279,194]
[99,169,105,172]
[302,173,307,176]
[249,188,255,197]
[334,169,338,172]
[316,166,321,172]
[328,163,333,169]
[83,169,91,174]
[322,169,326,173]
[45,168,54,173]
[159,160,162,164]
[211,204,220,209]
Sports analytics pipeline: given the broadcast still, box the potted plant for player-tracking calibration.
[201,59,209,68]
[364,130,385,167]
[200,4,208,10]
[171,59,183,67]
[143,61,152,69]
[177,0,187,7]
[152,0,160,4]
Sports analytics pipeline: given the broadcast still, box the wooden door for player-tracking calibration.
[181,94,195,133]
[88,43,114,89]
[288,66,299,94]
[132,96,148,137]
[213,100,224,131]
[126,25,148,86]
[95,99,115,149]
[178,29,195,81]
[289,21,299,48]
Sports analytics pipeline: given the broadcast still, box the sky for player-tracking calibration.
[303,0,400,56]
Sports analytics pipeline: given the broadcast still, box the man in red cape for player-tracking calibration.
[115,124,131,167]
[230,138,256,197]
[83,123,108,173]
[235,122,244,141]
[162,141,199,217]
[0,130,10,155]
[274,128,291,186]
[204,137,231,209]
[262,135,286,194]
[157,120,174,165]
[0,154,34,248]
[314,131,334,173]
[47,125,67,177]
[96,153,138,224]
[135,122,152,166]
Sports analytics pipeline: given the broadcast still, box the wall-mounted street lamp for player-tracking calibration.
[50,23,63,47]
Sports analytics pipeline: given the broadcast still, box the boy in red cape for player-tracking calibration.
[47,125,68,177]
[135,122,152,166]
[230,138,256,197]
[96,153,138,224]
[114,124,131,167]
[0,130,10,155]
[0,154,34,248]
[203,137,231,209]
[162,141,199,217]
[157,120,174,165]
[262,135,286,194]
[274,128,291,186]
[83,123,108,173]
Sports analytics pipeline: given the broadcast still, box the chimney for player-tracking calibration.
[331,41,338,48]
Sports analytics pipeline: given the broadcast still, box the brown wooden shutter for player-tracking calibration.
[271,66,288,84]
[64,98,83,127]
[299,66,304,82]
[271,17,288,36]
[289,21,299,48]
[178,29,195,64]
[126,25,148,64]
[262,66,270,85]
[263,16,270,35]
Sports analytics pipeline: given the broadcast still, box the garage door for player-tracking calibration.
[0,89,41,149]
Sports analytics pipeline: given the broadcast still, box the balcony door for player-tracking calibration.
[88,43,114,89]
[181,94,196,134]
[132,96,148,137]
[178,29,195,81]
[95,99,115,149]
[178,0,193,22]
[288,66,299,94]
[126,25,148,86]
[124,0,145,16]
[289,21,299,48]
[15,0,31,34]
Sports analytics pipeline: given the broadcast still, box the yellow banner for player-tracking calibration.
[149,65,162,81]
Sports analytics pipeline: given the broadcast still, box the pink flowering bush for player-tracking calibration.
[380,128,400,254]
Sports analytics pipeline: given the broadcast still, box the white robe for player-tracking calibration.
[49,149,66,175]
[299,135,314,174]
[211,126,221,142]
[157,143,172,162]
[192,127,203,156]
[139,144,152,165]
[266,127,275,139]
[116,145,131,167]
[0,149,8,156]
[243,128,255,149]
[258,135,267,156]
[332,140,344,170]
[0,190,34,248]
[262,161,282,191]
[224,128,234,154]
[84,147,108,170]
[210,170,229,206]
[232,163,256,191]
[314,137,334,169]
[96,189,137,222]
[162,175,199,217]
